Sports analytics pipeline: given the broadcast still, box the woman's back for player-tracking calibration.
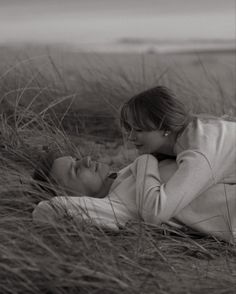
[175,115,236,184]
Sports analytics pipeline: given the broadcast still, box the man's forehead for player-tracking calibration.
[50,156,72,182]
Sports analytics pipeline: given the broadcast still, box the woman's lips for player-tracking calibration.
[135,144,143,148]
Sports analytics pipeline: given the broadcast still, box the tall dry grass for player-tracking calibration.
[0,46,236,294]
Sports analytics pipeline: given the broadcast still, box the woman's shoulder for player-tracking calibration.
[180,113,236,134]
[190,113,236,123]
[175,113,236,152]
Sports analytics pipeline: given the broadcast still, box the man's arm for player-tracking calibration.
[32,196,131,230]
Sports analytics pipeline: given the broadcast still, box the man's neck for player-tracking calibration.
[96,177,115,198]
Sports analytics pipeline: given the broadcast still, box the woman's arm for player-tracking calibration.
[133,153,215,224]
[158,159,178,182]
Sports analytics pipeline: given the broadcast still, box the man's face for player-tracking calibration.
[50,156,110,197]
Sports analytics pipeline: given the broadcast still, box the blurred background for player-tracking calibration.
[0,0,235,53]
[0,0,235,143]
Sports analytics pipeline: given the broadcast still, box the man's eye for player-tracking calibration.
[74,163,80,174]
[74,166,81,177]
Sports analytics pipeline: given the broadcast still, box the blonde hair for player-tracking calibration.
[120,86,191,134]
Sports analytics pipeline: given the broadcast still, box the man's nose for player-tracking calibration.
[76,156,91,168]
[83,156,92,168]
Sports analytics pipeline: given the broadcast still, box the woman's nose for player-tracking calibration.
[128,129,136,141]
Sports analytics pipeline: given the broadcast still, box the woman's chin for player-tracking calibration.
[136,148,145,155]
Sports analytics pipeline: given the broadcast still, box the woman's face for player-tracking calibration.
[50,156,111,197]
[124,124,173,155]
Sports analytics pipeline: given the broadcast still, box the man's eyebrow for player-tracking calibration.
[67,159,74,178]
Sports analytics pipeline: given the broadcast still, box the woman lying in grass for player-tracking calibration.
[33,85,236,243]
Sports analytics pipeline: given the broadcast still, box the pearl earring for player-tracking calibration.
[164,131,169,137]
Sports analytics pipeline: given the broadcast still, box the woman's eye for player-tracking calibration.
[134,128,142,132]
[123,126,131,132]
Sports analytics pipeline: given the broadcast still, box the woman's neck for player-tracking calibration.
[158,132,178,156]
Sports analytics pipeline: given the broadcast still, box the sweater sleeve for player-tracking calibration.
[134,152,215,224]
[32,195,130,230]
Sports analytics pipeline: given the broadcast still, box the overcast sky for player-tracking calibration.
[0,0,235,46]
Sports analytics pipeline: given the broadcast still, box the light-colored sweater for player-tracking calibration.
[33,116,236,242]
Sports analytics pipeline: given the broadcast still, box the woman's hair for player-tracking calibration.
[32,150,62,196]
[120,86,191,134]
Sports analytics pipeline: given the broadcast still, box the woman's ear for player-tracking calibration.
[163,130,171,137]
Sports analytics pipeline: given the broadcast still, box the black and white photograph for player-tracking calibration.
[0,1,235,293]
